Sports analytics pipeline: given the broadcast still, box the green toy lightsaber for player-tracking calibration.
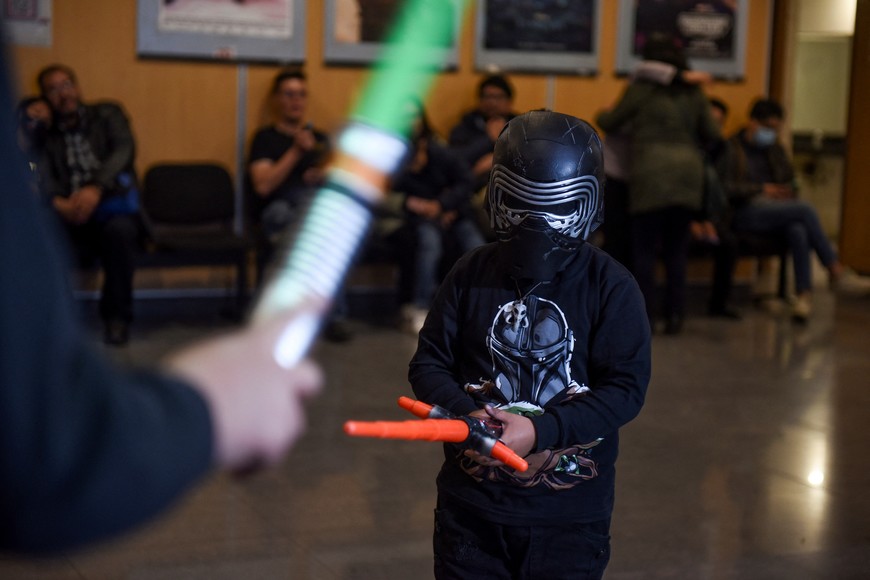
[251,0,469,367]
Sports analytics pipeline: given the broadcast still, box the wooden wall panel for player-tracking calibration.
[841,0,870,272]
[10,0,774,182]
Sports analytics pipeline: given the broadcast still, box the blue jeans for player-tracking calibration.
[732,199,837,294]
[413,218,484,308]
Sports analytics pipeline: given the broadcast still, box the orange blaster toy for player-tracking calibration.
[343,396,529,472]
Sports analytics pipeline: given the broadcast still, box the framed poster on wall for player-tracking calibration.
[615,0,749,80]
[475,0,601,75]
[324,0,462,67]
[0,0,52,47]
[137,0,306,63]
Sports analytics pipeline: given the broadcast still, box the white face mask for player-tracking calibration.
[753,126,778,147]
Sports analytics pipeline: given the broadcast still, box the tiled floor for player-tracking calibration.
[2,286,870,579]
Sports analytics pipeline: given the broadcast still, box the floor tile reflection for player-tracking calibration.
[2,291,869,579]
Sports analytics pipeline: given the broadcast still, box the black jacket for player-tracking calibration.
[41,101,138,200]
[409,243,651,525]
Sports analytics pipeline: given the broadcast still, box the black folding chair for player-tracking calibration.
[140,163,250,315]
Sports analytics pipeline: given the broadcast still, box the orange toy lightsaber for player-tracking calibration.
[344,399,529,472]
[344,419,469,442]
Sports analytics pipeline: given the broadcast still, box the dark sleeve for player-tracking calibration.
[0,58,213,554]
[91,103,136,191]
[595,83,650,134]
[769,143,797,188]
[530,272,652,450]
[448,115,494,169]
[408,260,480,417]
[431,143,475,212]
[695,92,723,148]
[715,135,763,205]
[39,136,69,199]
[248,128,277,164]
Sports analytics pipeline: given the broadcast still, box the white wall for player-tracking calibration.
[792,36,852,134]
[798,0,856,35]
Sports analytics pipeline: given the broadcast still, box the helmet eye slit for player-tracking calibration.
[489,165,599,239]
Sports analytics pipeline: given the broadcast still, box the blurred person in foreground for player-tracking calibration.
[0,50,321,554]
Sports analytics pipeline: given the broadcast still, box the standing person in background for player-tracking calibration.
[597,35,721,335]
[247,69,352,342]
[392,101,485,333]
[38,64,144,346]
[716,98,867,322]
[1,48,321,555]
[448,75,517,206]
[599,59,714,270]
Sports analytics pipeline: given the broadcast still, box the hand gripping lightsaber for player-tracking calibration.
[251,0,468,368]
[343,397,529,472]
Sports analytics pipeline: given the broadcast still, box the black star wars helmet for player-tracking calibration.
[487,110,604,281]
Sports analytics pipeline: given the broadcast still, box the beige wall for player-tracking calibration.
[10,0,773,180]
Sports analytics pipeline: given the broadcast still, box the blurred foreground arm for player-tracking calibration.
[0,50,321,554]
[166,309,322,469]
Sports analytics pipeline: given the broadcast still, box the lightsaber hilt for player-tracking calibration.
[395,396,527,471]
[251,123,409,368]
[397,395,453,419]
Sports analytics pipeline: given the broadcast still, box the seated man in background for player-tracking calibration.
[247,69,330,261]
[392,101,485,333]
[247,68,351,341]
[38,64,143,346]
[448,74,517,238]
[717,98,866,323]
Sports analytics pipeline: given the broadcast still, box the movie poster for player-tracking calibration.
[326,0,458,66]
[158,0,293,39]
[0,0,52,46]
[483,0,595,54]
[632,0,737,60]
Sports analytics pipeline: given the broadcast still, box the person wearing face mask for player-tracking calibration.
[409,111,651,580]
[716,98,864,322]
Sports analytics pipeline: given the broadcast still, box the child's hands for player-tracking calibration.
[464,405,536,467]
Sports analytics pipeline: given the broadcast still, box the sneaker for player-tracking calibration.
[830,267,870,296]
[753,295,785,315]
[103,318,129,346]
[791,293,812,324]
[399,304,428,335]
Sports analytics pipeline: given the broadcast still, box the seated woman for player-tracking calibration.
[392,102,485,333]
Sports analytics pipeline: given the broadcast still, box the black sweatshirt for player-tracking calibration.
[409,242,651,525]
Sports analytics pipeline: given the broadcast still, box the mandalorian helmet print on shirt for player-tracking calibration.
[486,294,585,408]
[462,293,601,489]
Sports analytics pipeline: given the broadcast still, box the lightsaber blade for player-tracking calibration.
[251,0,469,368]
